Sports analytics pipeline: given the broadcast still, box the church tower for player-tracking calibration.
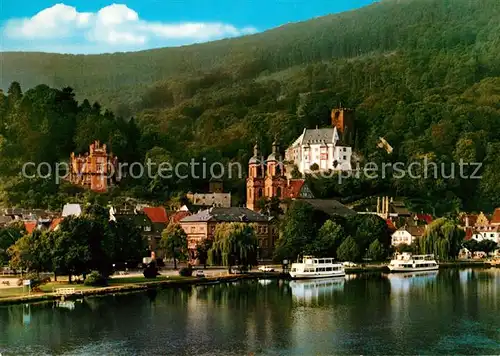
[246,143,265,211]
[265,139,287,200]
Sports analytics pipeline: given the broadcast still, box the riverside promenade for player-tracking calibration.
[0,260,493,306]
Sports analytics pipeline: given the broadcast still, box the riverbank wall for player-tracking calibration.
[0,262,495,306]
[0,273,282,306]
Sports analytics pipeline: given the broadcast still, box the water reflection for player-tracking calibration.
[289,277,345,304]
[0,269,499,355]
[385,271,438,294]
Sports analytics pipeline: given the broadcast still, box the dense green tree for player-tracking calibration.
[0,222,25,266]
[367,239,386,261]
[345,214,391,254]
[337,236,361,262]
[209,222,258,273]
[395,243,415,254]
[195,239,213,269]
[419,218,465,260]
[305,220,346,258]
[273,200,320,262]
[257,197,284,218]
[1,0,500,213]
[477,240,498,254]
[160,222,188,270]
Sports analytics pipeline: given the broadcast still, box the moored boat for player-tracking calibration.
[289,256,345,279]
[388,252,439,272]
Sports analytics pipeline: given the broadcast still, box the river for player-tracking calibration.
[0,268,499,355]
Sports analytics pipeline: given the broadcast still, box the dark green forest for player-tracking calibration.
[1,0,500,213]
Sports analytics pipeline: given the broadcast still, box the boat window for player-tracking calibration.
[318,259,325,264]
[326,267,332,271]
[314,259,318,263]
[291,268,296,272]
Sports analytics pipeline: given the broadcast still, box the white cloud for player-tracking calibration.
[4,3,92,39]
[2,3,258,52]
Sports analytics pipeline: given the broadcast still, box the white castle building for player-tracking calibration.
[285,126,353,174]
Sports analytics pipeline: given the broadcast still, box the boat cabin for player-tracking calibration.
[300,256,336,264]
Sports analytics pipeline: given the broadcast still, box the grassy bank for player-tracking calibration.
[0,273,273,306]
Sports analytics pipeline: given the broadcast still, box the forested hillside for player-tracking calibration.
[1,0,500,214]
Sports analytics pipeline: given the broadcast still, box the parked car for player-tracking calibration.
[258,265,274,272]
[195,270,205,277]
[343,262,358,267]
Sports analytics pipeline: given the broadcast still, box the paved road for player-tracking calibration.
[109,268,231,279]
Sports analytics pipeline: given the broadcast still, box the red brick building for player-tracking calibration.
[69,140,119,192]
[246,141,314,211]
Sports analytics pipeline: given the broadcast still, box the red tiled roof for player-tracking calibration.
[286,179,305,198]
[49,218,63,231]
[416,214,433,224]
[24,221,37,234]
[143,207,169,223]
[490,208,500,224]
[170,211,191,223]
[386,219,397,232]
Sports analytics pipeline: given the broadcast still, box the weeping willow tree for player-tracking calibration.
[208,222,258,273]
[418,218,464,260]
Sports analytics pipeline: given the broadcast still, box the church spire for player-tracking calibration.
[253,141,259,157]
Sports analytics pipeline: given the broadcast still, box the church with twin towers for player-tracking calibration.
[246,107,355,211]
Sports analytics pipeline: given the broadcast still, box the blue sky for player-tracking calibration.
[0,0,378,54]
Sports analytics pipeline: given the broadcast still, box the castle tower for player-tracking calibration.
[265,139,287,200]
[68,140,117,193]
[331,108,355,146]
[89,141,108,192]
[246,143,265,211]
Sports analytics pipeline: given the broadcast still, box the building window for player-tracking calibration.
[144,226,151,232]
[191,227,195,233]
[343,147,346,152]
[258,188,263,197]
[343,156,347,160]
[277,187,282,197]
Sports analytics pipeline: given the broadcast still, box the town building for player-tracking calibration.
[391,225,426,246]
[179,207,277,263]
[246,141,314,211]
[68,140,119,192]
[62,203,82,217]
[109,203,191,259]
[465,209,500,244]
[186,192,231,208]
[284,108,355,175]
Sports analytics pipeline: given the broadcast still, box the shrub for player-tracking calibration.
[17,272,46,288]
[84,271,108,286]
[179,266,193,277]
[143,263,159,278]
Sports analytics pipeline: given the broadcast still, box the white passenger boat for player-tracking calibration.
[388,252,439,272]
[289,256,345,279]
